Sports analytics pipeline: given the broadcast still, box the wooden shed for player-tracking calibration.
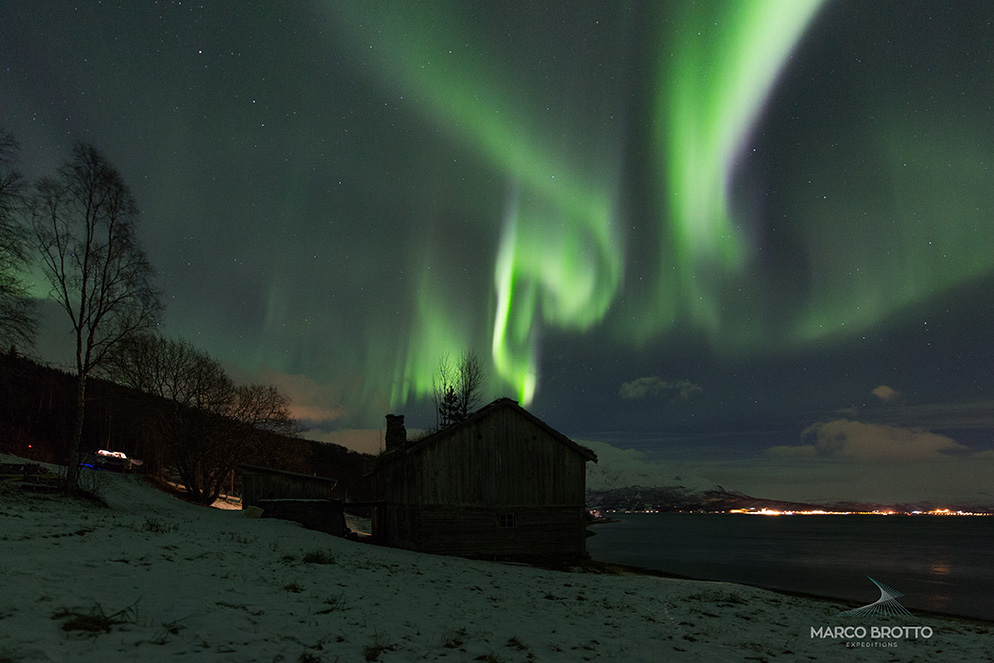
[370,398,597,561]
[241,464,339,504]
[240,465,347,538]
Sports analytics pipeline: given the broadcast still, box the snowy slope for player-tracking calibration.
[1,458,991,662]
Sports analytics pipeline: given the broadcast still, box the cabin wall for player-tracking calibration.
[372,504,587,559]
[370,404,593,560]
[374,408,586,507]
[242,471,338,507]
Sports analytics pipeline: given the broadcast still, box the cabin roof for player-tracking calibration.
[376,397,598,468]
[239,464,339,484]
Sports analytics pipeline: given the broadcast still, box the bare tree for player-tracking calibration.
[455,349,485,420]
[104,333,234,502]
[431,353,454,430]
[103,332,230,410]
[30,142,162,488]
[431,349,486,428]
[104,333,300,504]
[200,384,300,503]
[0,128,37,350]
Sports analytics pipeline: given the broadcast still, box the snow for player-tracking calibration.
[2,457,991,662]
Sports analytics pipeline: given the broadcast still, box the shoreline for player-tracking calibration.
[591,559,994,626]
[586,510,994,624]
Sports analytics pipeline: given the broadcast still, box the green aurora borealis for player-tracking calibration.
[3,0,994,500]
[330,1,627,406]
[331,0,828,405]
[327,0,994,408]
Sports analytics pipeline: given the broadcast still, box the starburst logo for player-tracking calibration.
[835,577,913,618]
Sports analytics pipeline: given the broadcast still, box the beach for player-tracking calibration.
[1,462,991,662]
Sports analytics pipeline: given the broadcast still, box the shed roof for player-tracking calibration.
[239,464,339,485]
[376,397,598,467]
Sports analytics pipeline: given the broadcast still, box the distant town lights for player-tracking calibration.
[603,508,992,516]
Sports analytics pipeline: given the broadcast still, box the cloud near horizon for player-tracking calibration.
[872,385,904,403]
[302,428,383,455]
[619,377,702,401]
[250,370,348,424]
[767,419,969,462]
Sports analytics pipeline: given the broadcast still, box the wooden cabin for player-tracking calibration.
[370,398,597,561]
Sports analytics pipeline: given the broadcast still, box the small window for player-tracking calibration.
[496,513,515,529]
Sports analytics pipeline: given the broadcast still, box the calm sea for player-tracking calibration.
[585,513,994,621]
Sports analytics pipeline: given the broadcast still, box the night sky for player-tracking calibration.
[3,1,994,503]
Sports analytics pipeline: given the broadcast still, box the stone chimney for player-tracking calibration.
[385,414,407,450]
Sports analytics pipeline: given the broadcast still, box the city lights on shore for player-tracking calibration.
[602,507,992,516]
[728,507,992,516]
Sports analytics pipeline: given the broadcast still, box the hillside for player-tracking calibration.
[0,352,374,500]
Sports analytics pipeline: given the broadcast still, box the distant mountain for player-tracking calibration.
[585,484,994,514]
[584,452,826,511]
[586,483,828,512]
[582,441,994,513]
[585,457,721,494]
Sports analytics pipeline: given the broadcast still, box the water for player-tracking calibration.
[586,513,994,621]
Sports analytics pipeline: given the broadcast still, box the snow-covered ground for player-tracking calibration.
[1,457,991,662]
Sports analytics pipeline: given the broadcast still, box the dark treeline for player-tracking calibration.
[0,351,373,501]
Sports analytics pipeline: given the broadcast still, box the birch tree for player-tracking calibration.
[30,142,162,489]
[0,128,37,350]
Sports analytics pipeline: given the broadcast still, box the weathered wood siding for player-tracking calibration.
[373,504,587,558]
[371,401,593,559]
[242,468,338,507]
[374,407,586,507]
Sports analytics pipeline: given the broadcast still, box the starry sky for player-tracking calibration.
[3,1,994,504]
